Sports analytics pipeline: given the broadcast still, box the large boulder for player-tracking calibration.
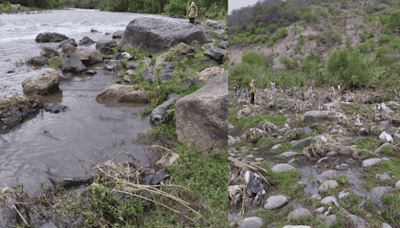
[0,102,41,134]
[118,18,205,53]
[198,66,225,82]
[61,53,87,74]
[204,46,227,64]
[22,68,61,95]
[62,44,76,53]
[151,93,180,126]
[74,48,103,66]
[178,42,196,54]
[96,40,117,55]
[96,84,149,104]
[177,76,202,89]
[58,39,78,48]
[367,186,393,213]
[112,30,124,38]
[36,32,69,43]
[175,70,228,153]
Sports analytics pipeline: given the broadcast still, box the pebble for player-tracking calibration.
[326,151,337,156]
[362,158,382,167]
[345,158,355,164]
[264,195,288,209]
[338,191,349,199]
[316,170,337,184]
[317,157,329,163]
[381,223,393,228]
[395,180,400,188]
[255,158,264,161]
[239,217,262,228]
[317,214,337,226]
[321,196,338,205]
[314,207,325,214]
[318,180,339,193]
[271,164,296,172]
[280,151,303,157]
[375,173,391,181]
[271,144,281,150]
[287,208,312,221]
[311,193,322,200]
[331,128,338,134]
[304,127,312,134]
[335,163,349,170]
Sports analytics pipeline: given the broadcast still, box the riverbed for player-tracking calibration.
[0,9,176,195]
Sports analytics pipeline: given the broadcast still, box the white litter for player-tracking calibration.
[379,131,393,143]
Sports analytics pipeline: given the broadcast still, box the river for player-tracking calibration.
[0,9,175,195]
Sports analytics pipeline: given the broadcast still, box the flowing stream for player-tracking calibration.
[0,9,177,195]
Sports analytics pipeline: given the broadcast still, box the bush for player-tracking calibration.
[376,46,389,59]
[306,50,321,63]
[337,36,343,43]
[346,39,352,47]
[308,33,314,40]
[299,34,305,43]
[267,24,278,32]
[279,57,297,69]
[359,32,368,41]
[294,45,301,53]
[277,27,288,37]
[242,51,265,66]
[390,38,400,49]
[316,8,328,17]
[378,34,390,45]
[300,11,318,22]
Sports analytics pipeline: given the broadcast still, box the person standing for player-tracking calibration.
[187,2,198,24]
[249,79,256,105]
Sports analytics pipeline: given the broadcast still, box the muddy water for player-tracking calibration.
[0,9,179,194]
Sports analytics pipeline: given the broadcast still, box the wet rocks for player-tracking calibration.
[150,93,179,126]
[126,62,137,69]
[58,38,77,48]
[177,76,201,89]
[159,62,175,82]
[0,102,40,133]
[362,158,382,167]
[96,40,116,55]
[303,111,332,123]
[22,68,61,95]
[198,66,225,82]
[74,48,103,66]
[141,66,157,84]
[175,71,228,153]
[239,217,262,228]
[123,75,131,84]
[367,186,393,213]
[96,84,150,104]
[61,44,76,53]
[41,49,59,58]
[43,103,68,113]
[30,57,48,66]
[316,170,337,184]
[79,36,95,46]
[287,208,313,221]
[104,59,119,71]
[271,164,296,172]
[61,53,87,74]
[118,18,205,53]
[178,42,196,54]
[204,46,227,64]
[264,195,288,209]
[49,175,94,189]
[36,32,69,43]
[318,180,339,193]
[112,30,124,38]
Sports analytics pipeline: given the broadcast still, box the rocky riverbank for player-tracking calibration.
[228,83,400,227]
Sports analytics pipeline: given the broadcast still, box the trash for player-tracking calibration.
[354,115,362,126]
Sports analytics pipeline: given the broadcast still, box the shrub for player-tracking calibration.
[359,32,368,41]
[267,24,278,32]
[277,27,288,37]
[346,39,352,46]
[390,38,400,49]
[294,45,301,53]
[279,57,297,69]
[308,33,314,40]
[337,36,343,43]
[306,50,321,63]
[300,12,318,22]
[376,46,389,59]
[242,51,265,66]
[378,34,390,45]
[299,34,305,43]
[316,8,328,17]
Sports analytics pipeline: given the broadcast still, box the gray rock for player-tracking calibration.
[317,214,337,226]
[187,53,195,58]
[318,180,339,193]
[271,164,296,172]
[104,59,119,71]
[247,172,266,194]
[316,170,337,184]
[264,195,288,209]
[239,217,262,228]
[43,103,67,113]
[362,158,382,167]
[58,38,77,48]
[367,186,393,213]
[321,196,338,205]
[36,32,69,43]
[378,121,390,131]
[381,223,392,228]
[304,127,312,134]
[177,76,201,89]
[228,139,241,146]
[30,57,48,66]
[326,151,337,156]
[175,71,227,153]
[141,66,157,84]
[375,142,392,153]
[292,137,313,149]
[331,128,338,134]
[228,123,234,130]
[217,40,228,49]
[287,208,312,221]
[112,30,124,38]
[204,46,227,64]
[118,18,205,53]
[347,214,365,228]
[345,158,355,164]
[150,93,179,126]
[126,62,137,69]
[41,49,59,58]
[96,39,117,55]
[376,173,391,181]
[339,148,350,155]
[280,152,303,158]
[357,199,366,209]
[195,57,215,65]
[394,132,400,143]
[159,62,175,82]
[395,180,400,188]
[308,122,319,129]
[150,170,170,185]
[48,174,94,189]
[123,75,131,84]
[303,111,332,123]
[22,68,61,95]
[79,36,95,46]
[61,53,87,74]
[0,203,17,228]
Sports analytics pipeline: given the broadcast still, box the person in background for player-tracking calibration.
[187,2,198,24]
[249,79,256,105]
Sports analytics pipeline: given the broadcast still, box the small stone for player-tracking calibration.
[381,223,393,228]
[304,127,312,134]
[321,196,337,205]
[395,180,400,188]
[255,158,264,161]
[228,123,234,130]
[317,157,329,163]
[326,151,337,156]
[271,144,281,150]
[338,191,349,199]
[318,180,339,194]
[239,217,262,228]
[339,148,350,155]
[331,128,338,134]
[271,164,296,172]
[375,173,391,181]
[287,208,312,221]
[311,193,322,200]
[314,207,325,214]
[316,170,337,184]
[317,214,337,226]
[280,152,303,158]
[375,142,392,154]
[264,195,288,209]
[378,121,390,131]
[362,158,382,167]
[308,122,319,129]
[345,158,355,164]
[368,186,393,213]
[346,214,365,228]
[126,70,135,76]
[86,70,96,75]
[335,163,349,171]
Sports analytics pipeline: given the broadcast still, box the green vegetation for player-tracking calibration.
[48,56,62,68]
[363,157,400,190]
[0,0,64,12]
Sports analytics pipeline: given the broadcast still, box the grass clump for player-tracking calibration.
[48,56,62,69]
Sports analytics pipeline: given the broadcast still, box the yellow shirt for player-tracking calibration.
[188,5,197,18]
